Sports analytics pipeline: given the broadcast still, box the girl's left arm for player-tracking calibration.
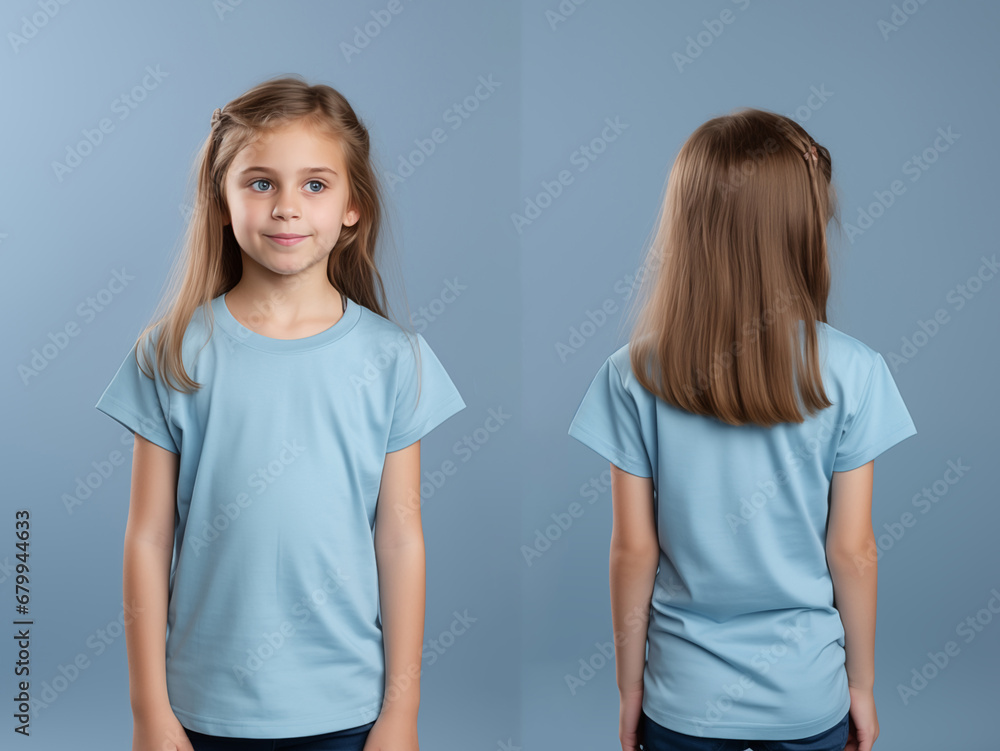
[370,440,425,747]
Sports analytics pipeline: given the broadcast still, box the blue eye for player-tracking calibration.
[248,178,325,192]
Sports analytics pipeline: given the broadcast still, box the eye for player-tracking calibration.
[305,180,325,193]
[250,178,271,192]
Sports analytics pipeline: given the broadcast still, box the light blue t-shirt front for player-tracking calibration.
[567,321,917,741]
[95,292,466,738]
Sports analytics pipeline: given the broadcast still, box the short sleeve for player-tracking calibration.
[386,333,466,453]
[95,338,179,454]
[833,352,916,472]
[567,356,653,477]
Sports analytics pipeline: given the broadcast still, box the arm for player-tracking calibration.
[371,440,424,746]
[826,461,881,750]
[123,435,196,750]
[123,434,179,717]
[825,461,878,690]
[608,463,659,751]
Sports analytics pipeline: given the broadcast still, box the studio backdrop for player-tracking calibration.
[2,1,997,749]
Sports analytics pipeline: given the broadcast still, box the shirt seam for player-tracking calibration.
[643,690,850,735]
[834,350,910,470]
[608,355,632,396]
[568,421,652,477]
[386,393,466,452]
[603,356,651,474]
[170,700,380,734]
[851,351,880,426]
[97,395,178,453]
[213,305,362,354]
[833,419,916,470]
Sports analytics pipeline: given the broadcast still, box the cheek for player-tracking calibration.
[230,200,265,225]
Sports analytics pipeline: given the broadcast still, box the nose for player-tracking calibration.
[271,189,301,220]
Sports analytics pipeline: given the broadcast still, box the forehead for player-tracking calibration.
[231,120,345,170]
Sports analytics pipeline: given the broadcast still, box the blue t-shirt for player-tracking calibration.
[95,292,466,738]
[567,321,917,741]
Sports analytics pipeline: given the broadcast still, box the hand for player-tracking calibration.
[618,685,645,751]
[132,707,195,751]
[844,684,879,751]
[362,708,419,751]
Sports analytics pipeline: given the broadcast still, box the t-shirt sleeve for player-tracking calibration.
[386,333,466,453]
[94,338,179,454]
[567,356,653,478]
[833,352,917,472]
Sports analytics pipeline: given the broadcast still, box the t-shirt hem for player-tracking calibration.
[386,393,466,453]
[172,701,381,738]
[642,691,852,741]
[95,396,178,454]
[833,420,916,472]
[567,422,652,478]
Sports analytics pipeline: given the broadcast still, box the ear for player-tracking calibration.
[344,204,360,227]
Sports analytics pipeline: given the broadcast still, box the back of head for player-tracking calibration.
[627,107,841,427]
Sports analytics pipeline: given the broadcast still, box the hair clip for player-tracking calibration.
[803,143,818,162]
[211,107,223,128]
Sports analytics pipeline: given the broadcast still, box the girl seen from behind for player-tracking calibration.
[95,76,465,751]
[568,108,917,751]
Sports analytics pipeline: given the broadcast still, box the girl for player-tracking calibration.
[95,76,465,751]
[568,108,916,751]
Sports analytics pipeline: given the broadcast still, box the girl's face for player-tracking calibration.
[222,119,359,279]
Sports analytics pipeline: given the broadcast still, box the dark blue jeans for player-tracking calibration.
[638,711,850,751]
[184,720,375,750]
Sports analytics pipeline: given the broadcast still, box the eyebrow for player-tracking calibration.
[238,166,338,177]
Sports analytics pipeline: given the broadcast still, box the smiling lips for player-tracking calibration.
[266,233,308,246]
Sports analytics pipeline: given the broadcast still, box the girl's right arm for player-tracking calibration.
[608,463,659,751]
[826,460,881,751]
[124,434,194,751]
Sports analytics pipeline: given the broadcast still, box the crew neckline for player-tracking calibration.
[212,291,361,353]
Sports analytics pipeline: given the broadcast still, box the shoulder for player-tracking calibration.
[178,300,220,369]
[606,343,651,402]
[815,321,882,385]
[131,300,218,381]
[607,343,633,380]
[355,304,410,338]
[353,304,426,367]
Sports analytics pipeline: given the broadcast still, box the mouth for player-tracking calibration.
[266,233,308,246]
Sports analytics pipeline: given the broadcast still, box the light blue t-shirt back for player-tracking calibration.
[95,292,466,738]
[567,321,917,741]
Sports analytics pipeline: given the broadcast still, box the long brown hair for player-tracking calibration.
[625,108,842,427]
[133,74,419,396]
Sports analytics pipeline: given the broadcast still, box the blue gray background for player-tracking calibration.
[2,1,997,749]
